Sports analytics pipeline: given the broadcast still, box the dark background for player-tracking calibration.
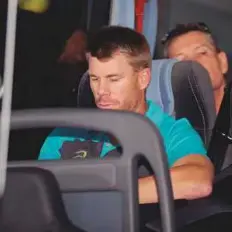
[0,0,111,160]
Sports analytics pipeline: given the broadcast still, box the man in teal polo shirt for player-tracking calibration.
[39,26,214,204]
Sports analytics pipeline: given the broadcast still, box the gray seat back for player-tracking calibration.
[171,61,216,146]
[7,109,175,232]
[1,167,86,232]
[147,59,216,147]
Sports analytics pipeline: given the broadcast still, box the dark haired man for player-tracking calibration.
[39,26,213,204]
[161,22,228,113]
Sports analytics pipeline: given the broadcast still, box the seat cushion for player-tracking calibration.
[0,167,85,232]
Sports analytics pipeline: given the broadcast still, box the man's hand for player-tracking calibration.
[138,154,214,204]
[59,30,87,64]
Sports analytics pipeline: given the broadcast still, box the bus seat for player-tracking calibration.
[143,0,158,57]
[207,81,232,172]
[227,53,232,83]
[147,81,232,231]
[77,71,95,108]
[109,0,135,28]
[147,59,216,146]
[147,59,177,115]
[206,54,232,172]
[5,109,175,232]
[0,167,86,232]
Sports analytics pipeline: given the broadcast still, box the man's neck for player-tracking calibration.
[134,98,147,115]
[109,99,147,146]
[214,85,225,114]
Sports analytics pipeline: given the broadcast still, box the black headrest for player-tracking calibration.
[171,61,217,147]
[226,54,232,83]
[0,167,85,232]
[77,72,95,108]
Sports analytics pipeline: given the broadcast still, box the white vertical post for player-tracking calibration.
[0,0,18,196]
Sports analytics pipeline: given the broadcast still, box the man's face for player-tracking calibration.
[88,52,150,112]
[167,31,228,90]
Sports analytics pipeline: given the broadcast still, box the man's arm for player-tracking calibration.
[138,154,214,204]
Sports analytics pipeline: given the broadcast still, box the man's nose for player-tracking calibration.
[97,80,110,96]
[176,54,188,61]
[179,53,196,61]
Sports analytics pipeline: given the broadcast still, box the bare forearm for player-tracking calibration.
[139,164,213,204]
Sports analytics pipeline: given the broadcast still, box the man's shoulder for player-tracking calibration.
[146,100,192,133]
[45,127,105,146]
[145,100,167,125]
[49,127,90,138]
[145,101,206,158]
[146,100,176,130]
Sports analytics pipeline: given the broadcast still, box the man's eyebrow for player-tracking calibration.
[174,44,211,57]
[88,73,123,78]
[194,44,213,50]
[105,73,121,78]
[89,73,98,77]
[194,44,206,49]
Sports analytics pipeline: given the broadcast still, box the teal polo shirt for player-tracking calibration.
[38,100,206,167]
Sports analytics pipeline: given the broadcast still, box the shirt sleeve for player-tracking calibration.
[160,115,207,167]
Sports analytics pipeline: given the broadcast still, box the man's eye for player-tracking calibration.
[90,77,99,81]
[200,51,207,55]
[110,78,119,82]
[110,76,122,82]
[197,49,208,55]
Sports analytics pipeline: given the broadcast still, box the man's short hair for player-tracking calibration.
[161,22,220,57]
[87,26,152,70]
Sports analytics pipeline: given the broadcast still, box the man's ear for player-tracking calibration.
[138,68,151,90]
[218,51,228,75]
